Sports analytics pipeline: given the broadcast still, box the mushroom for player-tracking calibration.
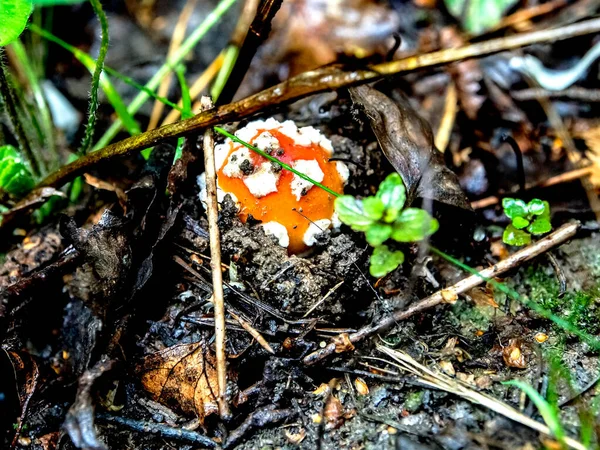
[199,118,349,254]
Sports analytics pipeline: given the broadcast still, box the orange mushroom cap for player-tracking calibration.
[208,119,349,254]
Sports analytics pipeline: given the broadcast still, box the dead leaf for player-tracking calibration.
[439,360,455,376]
[323,395,345,430]
[441,289,458,304]
[439,27,485,121]
[6,351,39,447]
[284,428,306,445]
[502,339,526,369]
[332,333,355,353]
[83,174,128,210]
[354,377,369,395]
[138,342,224,423]
[466,287,499,308]
[349,85,471,210]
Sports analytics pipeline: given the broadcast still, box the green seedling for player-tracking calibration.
[502,198,552,246]
[335,173,438,277]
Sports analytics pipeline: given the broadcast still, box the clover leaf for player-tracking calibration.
[503,224,531,246]
[528,217,551,235]
[365,223,392,247]
[502,197,552,246]
[511,216,530,230]
[376,173,406,223]
[335,172,439,278]
[502,198,528,219]
[370,245,404,278]
[334,196,376,231]
[391,208,439,242]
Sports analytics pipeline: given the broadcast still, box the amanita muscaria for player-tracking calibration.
[200,118,349,254]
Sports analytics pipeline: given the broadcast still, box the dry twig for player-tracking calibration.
[303,222,579,365]
[471,166,593,209]
[202,97,230,419]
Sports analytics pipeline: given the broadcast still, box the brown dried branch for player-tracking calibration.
[303,222,579,365]
[37,17,600,191]
[201,97,230,419]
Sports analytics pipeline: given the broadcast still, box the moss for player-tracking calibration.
[450,300,501,335]
[523,265,600,335]
[404,390,424,413]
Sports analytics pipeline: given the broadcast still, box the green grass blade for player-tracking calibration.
[213,126,340,198]
[28,24,141,137]
[104,66,184,113]
[78,0,109,155]
[93,0,238,151]
[170,65,193,163]
[9,39,58,170]
[210,44,238,102]
[503,380,566,446]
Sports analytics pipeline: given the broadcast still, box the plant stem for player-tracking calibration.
[0,49,40,178]
[79,0,109,155]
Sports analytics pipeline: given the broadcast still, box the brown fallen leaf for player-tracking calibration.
[466,286,499,308]
[349,85,471,210]
[138,341,228,423]
[323,395,345,430]
[502,338,526,369]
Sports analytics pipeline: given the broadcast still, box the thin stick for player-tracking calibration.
[38,17,600,190]
[470,166,593,209]
[303,222,579,365]
[228,310,275,354]
[202,98,230,419]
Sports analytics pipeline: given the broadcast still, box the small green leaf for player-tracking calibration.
[511,216,530,230]
[369,245,404,278]
[365,223,392,247]
[0,0,33,46]
[376,173,406,223]
[502,198,528,219]
[502,224,531,246]
[528,217,552,235]
[444,0,518,35]
[334,196,376,231]
[362,197,385,221]
[0,145,35,196]
[527,198,546,216]
[391,208,439,242]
